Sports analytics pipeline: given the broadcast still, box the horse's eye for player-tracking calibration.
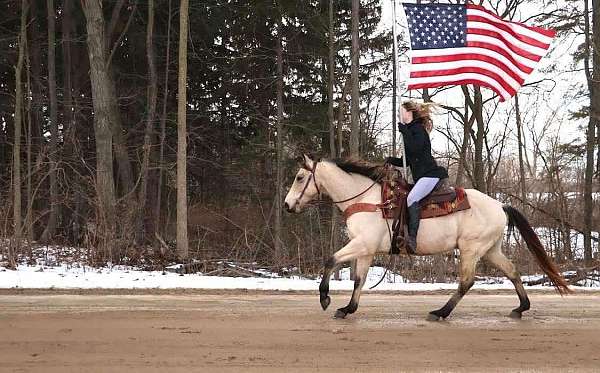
[296,175,304,182]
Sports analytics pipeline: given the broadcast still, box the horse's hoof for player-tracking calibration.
[426,313,441,322]
[320,296,331,310]
[334,309,347,319]
[509,311,522,319]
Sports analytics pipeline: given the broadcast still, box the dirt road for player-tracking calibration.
[1,291,600,372]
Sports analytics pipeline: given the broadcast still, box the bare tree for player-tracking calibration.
[81,0,118,260]
[583,0,598,265]
[350,0,360,156]
[10,0,28,269]
[327,0,341,279]
[138,0,159,242]
[156,0,173,237]
[177,0,190,259]
[40,0,59,242]
[328,0,336,160]
[274,19,285,257]
[514,94,527,203]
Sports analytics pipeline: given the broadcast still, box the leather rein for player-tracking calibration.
[297,161,383,219]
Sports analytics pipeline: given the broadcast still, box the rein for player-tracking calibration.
[299,161,380,207]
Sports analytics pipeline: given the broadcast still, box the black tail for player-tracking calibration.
[503,205,572,295]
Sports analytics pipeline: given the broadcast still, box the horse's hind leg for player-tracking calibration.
[334,255,373,319]
[427,252,478,321]
[483,241,530,319]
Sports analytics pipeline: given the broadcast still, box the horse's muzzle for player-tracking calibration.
[284,201,294,213]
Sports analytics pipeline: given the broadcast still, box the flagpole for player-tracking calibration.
[392,0,408,179]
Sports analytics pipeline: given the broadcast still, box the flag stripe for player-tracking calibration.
[466,37,536,71]
[411,49,529,81]
[466,4,556,38]
[408,74,512,100]
[410,59,523,89]
[467,15,551,49]
[467,28,544,61]
[466,9,554,44]
[410,66,518,96]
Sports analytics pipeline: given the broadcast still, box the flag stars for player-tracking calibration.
[404,3,467,49]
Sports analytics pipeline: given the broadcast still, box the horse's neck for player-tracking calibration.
[317,163,381,211]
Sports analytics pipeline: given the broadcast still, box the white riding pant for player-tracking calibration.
[407,177,440,207]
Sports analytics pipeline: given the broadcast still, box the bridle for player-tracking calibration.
[294,160,379,207]
[294,161,321,208]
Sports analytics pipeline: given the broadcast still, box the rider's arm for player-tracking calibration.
[397,122,426,154]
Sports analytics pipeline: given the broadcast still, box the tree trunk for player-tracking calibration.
[328,0,341,279]
[274,21,285,257]
[105,4,135,196]
[61,0,80,242]
[177,0,190,260]
[155,0,173,236]
[27,0,43,148]
[138,0,159,243]
[472,86,486,192]
[583,0,599,265]
[350,0,360,157]
[328,0,336,160]
[25,22,33,242]
[11,0,28,269]
[337,77,351,157]
[455,86,471,185]
[81,0,118,261]
[515,94,527,203]
[41,0,59,242]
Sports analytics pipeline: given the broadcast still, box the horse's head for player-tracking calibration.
[284,154,320,213]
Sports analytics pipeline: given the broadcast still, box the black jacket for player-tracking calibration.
[388,118,448,181]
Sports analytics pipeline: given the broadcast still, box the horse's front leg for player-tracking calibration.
[319,238,371,312]
[334,254,373,319]
[319,256,337,310]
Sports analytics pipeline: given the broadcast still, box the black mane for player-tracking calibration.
[331,158,385,182]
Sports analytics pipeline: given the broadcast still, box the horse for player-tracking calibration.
[283,154,571,320]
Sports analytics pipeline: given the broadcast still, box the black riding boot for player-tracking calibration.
[406,203,421,254]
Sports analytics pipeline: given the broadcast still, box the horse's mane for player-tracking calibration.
[329,158,385,182]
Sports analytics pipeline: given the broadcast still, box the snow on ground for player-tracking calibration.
[1,264,598,291]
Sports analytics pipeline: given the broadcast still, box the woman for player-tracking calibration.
[387,101,449,254]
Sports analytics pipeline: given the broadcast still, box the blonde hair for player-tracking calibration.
[402,100,437,133]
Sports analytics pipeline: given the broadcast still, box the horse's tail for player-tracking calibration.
[503,205,572,295]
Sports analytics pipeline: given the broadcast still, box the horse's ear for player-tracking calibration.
[302,154,315,169]
[295,154,306,168]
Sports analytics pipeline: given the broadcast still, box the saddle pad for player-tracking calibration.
[420,187,470,219]
[381,175,470,220]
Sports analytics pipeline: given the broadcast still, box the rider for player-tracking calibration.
[386,101,449,254]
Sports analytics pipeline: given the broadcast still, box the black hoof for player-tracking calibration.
[426,313,441,322]
[509,311,522,319]
[334,309,347,319]
[320,296,331,310]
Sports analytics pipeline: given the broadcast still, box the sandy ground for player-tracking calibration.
[1,291,600,372]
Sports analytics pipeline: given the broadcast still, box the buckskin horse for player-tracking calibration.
[284,154,571,320]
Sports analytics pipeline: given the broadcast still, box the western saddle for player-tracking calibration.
[344,164,471,255]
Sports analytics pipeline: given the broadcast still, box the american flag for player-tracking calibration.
[402,3,555,101]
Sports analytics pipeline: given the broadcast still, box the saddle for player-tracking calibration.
[343,164,471,255]
[382,166,470,254]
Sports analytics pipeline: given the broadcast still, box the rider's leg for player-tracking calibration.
[405,177,439,253]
